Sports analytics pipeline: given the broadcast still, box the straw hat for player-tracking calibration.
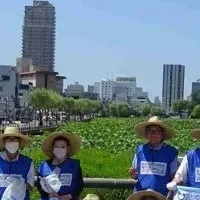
[41,132,81,158]
[83,194,100,200]
[191,129,200,140]
[127,190,166,200]
[0,126,31,148]
[134,116,174,140]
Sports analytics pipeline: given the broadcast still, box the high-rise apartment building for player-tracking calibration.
[192,79,200,98]
[22,1,55,71]
[162,64,185,113]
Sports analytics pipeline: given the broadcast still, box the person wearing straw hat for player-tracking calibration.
[0,126,34,200]
[129,116,178,196]
[127,190,166,200]
[37,132,83,200]
[83,194,100,200]
[167,128,200,191]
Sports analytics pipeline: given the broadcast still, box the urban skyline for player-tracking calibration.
[1,1,200,100]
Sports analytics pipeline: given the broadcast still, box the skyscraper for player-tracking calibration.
[162,64,185,113]
[22,1,55,71]
[192,79,200,98]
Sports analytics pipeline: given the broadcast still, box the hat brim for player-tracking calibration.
[191,129,200,140]
[41,132,81,158]
[134,121,174,140]
[0,133,31,148]
[127,190,166,200]
[83,194,100,200]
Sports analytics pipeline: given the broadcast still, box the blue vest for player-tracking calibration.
[38,158,79,200]
[187,148,200,187]
[135,143,178,196]
[0,154,32,200]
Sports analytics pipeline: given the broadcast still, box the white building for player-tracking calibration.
[112,77,136,102]
[162,64,185,113]
[100,79,113,100]
[96,77,141,102]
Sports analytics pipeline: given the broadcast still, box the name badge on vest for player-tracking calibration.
[60,173,72,186]
[195,168,200,182]
[140,161,167,176]
[173,186,200,200]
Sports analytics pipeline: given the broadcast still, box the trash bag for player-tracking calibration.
[2,176,26,200]
[40,167,61,193]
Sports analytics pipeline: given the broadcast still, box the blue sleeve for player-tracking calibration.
[70,161,84,199]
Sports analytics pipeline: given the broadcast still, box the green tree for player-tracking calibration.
[74,99,90,120]
[108,103,119,117]
[29,88,63,125]
[192,89,200,104]
[118,103,130,117]
[151,106,166,117]
[191,105,200,118]
[142,105,151,116]
[173,100,189,118]
[62,97,75,121]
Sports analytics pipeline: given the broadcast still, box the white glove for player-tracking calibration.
[166,181,177,191]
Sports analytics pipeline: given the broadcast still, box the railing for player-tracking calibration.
[83,156,184,189]
[83,178,137,189]
[0,123,58,134]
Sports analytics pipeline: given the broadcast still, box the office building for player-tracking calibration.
[162,64,185,113]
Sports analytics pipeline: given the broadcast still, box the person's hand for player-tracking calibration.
[60,194,72,200]
[166,181,177,191]
[129,167,138,179]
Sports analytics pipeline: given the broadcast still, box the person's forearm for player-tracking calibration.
[172,174,182,184]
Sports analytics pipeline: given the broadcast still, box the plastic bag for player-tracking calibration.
[2,176,26,200]
[40,167,61,193]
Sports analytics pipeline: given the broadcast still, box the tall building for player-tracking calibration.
[22,1,55,71]
[88,85,94,93]
[162,64,185,113]
[192,79,200,98]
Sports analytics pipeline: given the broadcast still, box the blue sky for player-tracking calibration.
[1,0,200,100]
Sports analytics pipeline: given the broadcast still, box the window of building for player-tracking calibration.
[2,75,10,81]
[0,87,3,91]
[19,93,23,97]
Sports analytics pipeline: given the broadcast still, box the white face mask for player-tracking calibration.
[53,148,67,159]
[5,142,19,154]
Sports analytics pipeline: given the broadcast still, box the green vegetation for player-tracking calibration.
[22,117,200,199]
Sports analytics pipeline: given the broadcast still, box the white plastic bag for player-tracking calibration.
[2,176,26,200]
[40,167,61,194]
